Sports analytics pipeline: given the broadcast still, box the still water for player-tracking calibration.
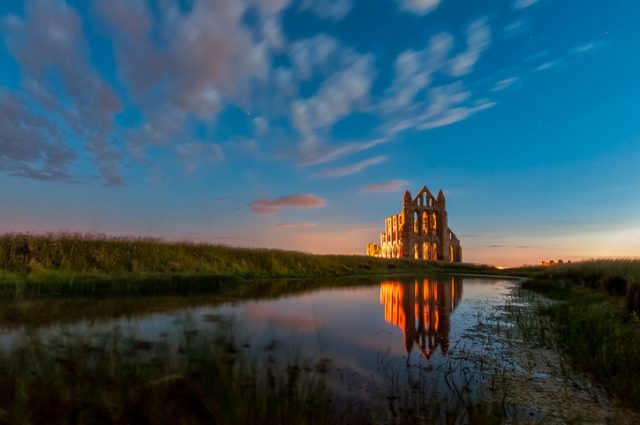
[0,275,517,418]
[213,275,516,409]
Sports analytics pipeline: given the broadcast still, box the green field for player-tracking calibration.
[0,233,505,297]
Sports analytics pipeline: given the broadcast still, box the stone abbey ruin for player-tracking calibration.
[367,185,462,262]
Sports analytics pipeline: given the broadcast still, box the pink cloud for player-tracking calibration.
[275,221,318,228]
[250,194,326,214]
[362,179,411,192]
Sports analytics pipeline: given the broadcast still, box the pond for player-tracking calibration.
[1,274,627,424]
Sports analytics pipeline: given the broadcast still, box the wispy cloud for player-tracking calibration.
[571,41,603,55]
[398,0,441,16]
[492,77,519,92]
[381,17,496,140]
[2,0,122,184]
[275,222,318,229]
[299,0,352,21]
[0,0,504,186]
[0,89,76,181]
[503,18,529,38]
[448,19,491,77]
[298,137,389,166]
[292,51,375,164]
[513,0,539,10]
[536,60,561,72]
[318,155,387,178]
[362,179,411,192]
[250,194,326,214]
[381,32,452,112]
[176,142,224,174]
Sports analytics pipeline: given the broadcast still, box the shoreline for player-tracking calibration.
[520,260,640,410]
[0,233,532,297]
[0,267,523,299]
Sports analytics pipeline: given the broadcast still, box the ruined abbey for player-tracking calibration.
[367,185,462,262]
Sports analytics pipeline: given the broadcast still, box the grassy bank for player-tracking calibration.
[0,276,402,327]
[522,260,640,407]
[0,233,499,297]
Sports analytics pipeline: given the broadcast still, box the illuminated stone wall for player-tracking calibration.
[370,185,462,262]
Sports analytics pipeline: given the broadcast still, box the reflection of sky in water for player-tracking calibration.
[214,277,516,402]
[0,276,517,405]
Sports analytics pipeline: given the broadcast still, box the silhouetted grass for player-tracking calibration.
[522,260,640,407]
[0,322,331,425]
[0,316,505,425]
[0,233,499,297]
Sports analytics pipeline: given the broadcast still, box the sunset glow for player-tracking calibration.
[1,0,639,266]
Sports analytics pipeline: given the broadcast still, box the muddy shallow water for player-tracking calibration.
[1,275,636,423]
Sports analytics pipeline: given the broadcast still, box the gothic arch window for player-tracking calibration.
[414,243,420,259]
[422,211,428,235]
[423,242,430,260]
[431,212,437,232]
[449,245,455,262]
[413,211,420,234]
[432,242,437,260]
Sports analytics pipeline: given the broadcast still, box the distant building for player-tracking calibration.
[367,185,462,262]
[541,259,570,266]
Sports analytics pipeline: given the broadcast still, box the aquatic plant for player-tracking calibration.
[0,321,331,425]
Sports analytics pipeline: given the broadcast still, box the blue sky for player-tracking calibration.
[1,0,639,265]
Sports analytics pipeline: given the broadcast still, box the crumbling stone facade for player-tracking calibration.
[368,185,462,262]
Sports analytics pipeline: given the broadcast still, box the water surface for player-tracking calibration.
[1,275,517,415]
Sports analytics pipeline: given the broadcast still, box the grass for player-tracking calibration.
[521,260,640,407]
[0,320,330,425]
[0,313,507,425]
[0,233,501,297]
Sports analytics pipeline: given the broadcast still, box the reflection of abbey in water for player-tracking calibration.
[380,278,463,358]
[367,185,462,262]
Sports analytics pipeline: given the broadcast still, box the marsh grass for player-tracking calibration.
[0,321,331,425]
[0,233,499,297]
[522,260,640,408]
[0,317,508,425]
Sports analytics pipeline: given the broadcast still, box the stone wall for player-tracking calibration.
[372,185,462,262]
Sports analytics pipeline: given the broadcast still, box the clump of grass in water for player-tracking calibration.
[0,320,507,425]
[521,260,640,409]
[0,323,330,425]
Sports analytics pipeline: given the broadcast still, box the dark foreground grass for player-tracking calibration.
[522,260,640,408]
[0,233,500,297]
[0,322,330,425]
[0,317,502,425]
